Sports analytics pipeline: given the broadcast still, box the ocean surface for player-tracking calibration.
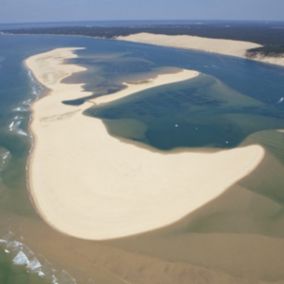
[0,33,284,283]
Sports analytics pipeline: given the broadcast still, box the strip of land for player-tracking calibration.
[27,47,265,240]
[117,33,284,67]
[93,69,199,106]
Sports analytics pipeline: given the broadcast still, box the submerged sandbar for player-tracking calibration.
[27,47,264,240]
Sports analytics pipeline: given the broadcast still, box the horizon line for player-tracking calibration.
[1,18,284,26]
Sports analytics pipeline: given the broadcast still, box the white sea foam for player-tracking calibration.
[8,115,28,137]
[52,275,60,284]
[13,251,30,266]
[28,257,42,271]
[23,98,33,106]
[0,148,10,172]
[27,69,43,97]
[9,69,43,140]
[0,232,77,284]
[277,97,284,104]
[13,106,29,112]
[17,129,28,136]
[38,271,46,278]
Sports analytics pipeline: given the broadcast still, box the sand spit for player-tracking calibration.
[93,69,199,107]
[26,48,265,240]
[117,33,284,67]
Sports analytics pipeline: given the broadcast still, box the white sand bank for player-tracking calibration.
[93,69,199,107]
[27,48,265,240]
[117,33,284,67]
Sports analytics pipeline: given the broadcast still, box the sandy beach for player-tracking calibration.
[117,33,284,67]
[26,47,265,240]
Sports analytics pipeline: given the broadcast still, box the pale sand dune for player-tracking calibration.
[117,33,284,67]
[27,48,265,240]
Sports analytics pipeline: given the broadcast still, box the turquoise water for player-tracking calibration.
[0,34,284,283]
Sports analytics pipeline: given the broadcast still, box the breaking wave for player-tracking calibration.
[13,105,30,113]
[0,147,10,172]
[27,69,43,98]
[8,65,46,137]
[0,231,77,284]
[8,115,28,137]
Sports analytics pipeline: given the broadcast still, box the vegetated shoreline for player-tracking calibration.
[26,47,265,241]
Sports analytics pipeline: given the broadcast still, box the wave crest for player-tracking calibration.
[0,231,77,284]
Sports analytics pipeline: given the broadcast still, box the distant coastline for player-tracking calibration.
[117,33,284,67]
